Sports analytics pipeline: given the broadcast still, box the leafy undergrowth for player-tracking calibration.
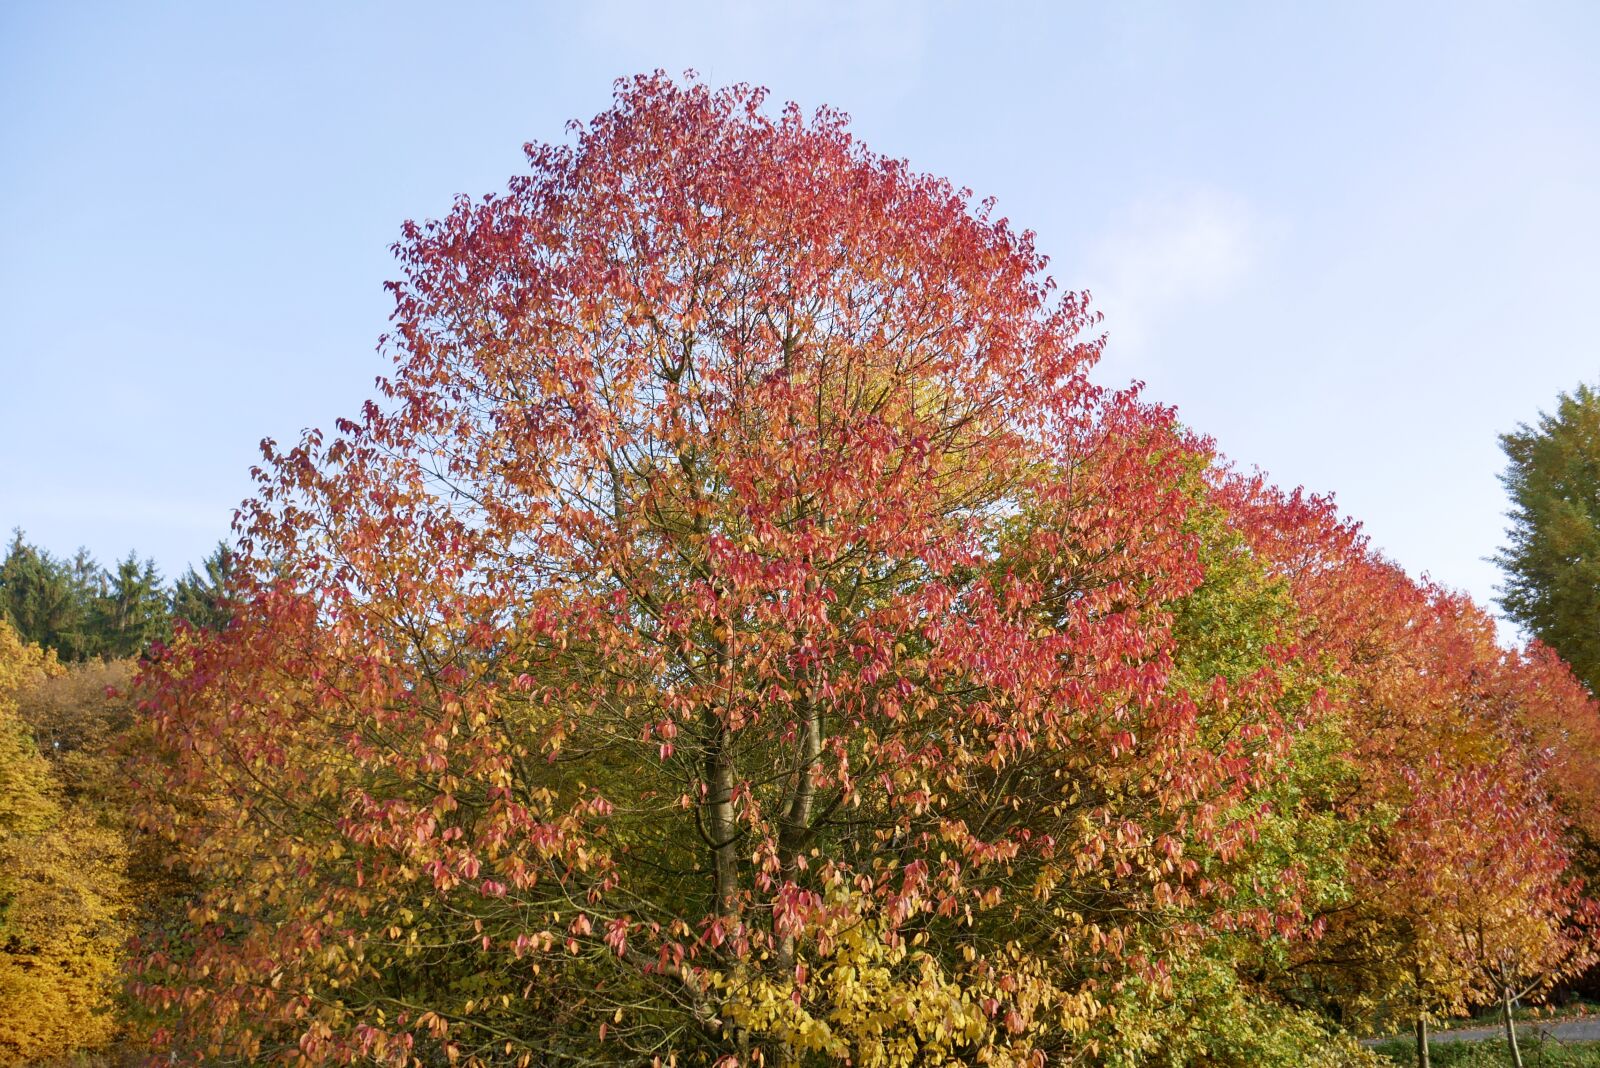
[1374,1037,1600,1066]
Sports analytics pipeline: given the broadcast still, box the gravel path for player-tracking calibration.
[1371,1017,1600,1045]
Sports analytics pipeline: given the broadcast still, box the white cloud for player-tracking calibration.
[1083,190,1273,362]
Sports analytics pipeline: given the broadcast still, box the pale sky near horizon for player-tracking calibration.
[3,2,1598,620]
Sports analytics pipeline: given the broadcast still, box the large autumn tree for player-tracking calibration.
[131,75,1380,1067]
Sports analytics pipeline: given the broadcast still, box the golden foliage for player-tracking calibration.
[0,622,133,1065]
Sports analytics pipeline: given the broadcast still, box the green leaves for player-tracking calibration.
[0,532,100,660]
[171,541,237,633]
[1497,383,1600,695]
[0,532,237,661]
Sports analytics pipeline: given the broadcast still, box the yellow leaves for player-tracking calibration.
[0,622,131,1064]
[0,625,60,838]
[0,621,59,697]
[717,888,998,1067]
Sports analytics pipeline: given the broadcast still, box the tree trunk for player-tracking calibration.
[702,717,747,1062]
[1415,963,1432,1068]
[775,695,820,968]
[703,719,738,919]
[773,695,820,1068]
[1503,987,1524,1068]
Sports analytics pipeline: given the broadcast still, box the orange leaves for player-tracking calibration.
[1222,473,1600,1026]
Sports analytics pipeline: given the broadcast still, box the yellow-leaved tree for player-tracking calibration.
[0,619,131,1065]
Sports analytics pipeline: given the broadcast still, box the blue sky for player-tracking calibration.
[3,1,1597,616]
